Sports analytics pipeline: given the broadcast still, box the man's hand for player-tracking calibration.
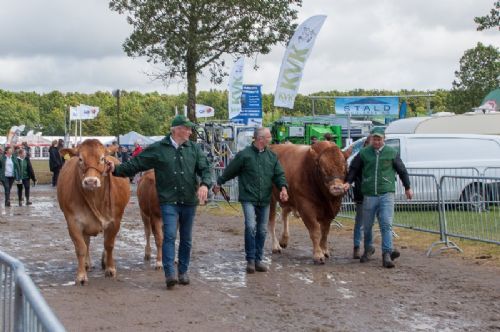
[279,187,289,202]
[198,185,209,205]
[343,183,351,192]
[212,184,221,194]
[405,188,413,200]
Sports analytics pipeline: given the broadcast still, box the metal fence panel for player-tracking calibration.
[440,175,500,244]
[0,251,65,332]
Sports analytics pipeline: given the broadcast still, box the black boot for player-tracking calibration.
[360,246,375,263]
[390,249,400,261]
[26,196,32,205]
[353,247,361,259]
[383,252,395,268]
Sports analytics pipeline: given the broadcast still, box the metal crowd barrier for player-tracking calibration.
[0,250,65,332]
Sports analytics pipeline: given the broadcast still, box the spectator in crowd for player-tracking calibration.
[107,115,212,290]
[49,140,63,187]
[310,136,318,145]
[214,127,289,274]
[15,148,36,206]
[323,133,332,142]
[22,141,31,158]
[344,127,413,268]
[131,141,143,158]
[1,146,18,207]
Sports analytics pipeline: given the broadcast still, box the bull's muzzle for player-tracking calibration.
[82,176,101,190]
[329,181,345,196]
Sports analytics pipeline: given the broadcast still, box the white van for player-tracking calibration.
[346,134,500,209]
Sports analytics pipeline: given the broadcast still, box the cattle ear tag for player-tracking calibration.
[60,148,78,158]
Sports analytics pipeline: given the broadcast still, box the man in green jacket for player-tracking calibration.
[108,115,212,289]
[214,127,288,274]
[344,127,413,268]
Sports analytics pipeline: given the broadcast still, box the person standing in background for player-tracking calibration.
[49,140,63,186]
[0,147,18,207]
[15,148,36,206]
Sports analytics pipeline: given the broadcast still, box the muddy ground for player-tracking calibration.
[1,185,500,332]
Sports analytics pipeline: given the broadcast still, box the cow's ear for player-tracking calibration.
[342,147,352,159]
[59,148,78,158]
[105,145,119,156]
[309,147,319,161]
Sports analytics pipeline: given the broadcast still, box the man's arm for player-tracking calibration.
[393,153,413,199]
[343,153,363,191]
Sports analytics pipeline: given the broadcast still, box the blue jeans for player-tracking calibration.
[353,202,363,248]
[241,202,270,262]
[362,193,395,254]
[160,204,197,278]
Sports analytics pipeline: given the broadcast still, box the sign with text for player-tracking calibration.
[230,84,262,126]
[335,96,399,117]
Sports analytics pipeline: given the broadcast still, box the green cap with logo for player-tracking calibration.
[370,127,385,137]
[171,114,196,128]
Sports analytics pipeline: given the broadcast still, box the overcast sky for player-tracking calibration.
[0,0,498,95]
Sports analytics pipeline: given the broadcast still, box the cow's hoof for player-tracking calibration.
[154,262,163,270]
[279,236,289,248]
[323,251,330,258]
[105,268,116,278]
[313,257,325,265]
[272,246,282,254]
[75,276,88,286]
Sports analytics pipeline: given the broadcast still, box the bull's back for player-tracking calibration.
[270,144,310,182]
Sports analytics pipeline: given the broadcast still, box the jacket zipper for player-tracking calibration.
[374,150,379,195]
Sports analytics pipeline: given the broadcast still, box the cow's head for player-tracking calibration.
[311,141,352,196]
[65,139,108,190]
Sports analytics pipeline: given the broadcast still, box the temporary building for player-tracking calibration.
[385,113,500,135]
[118,131,155,146]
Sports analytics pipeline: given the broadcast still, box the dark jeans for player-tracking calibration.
[52,167,61,186]
[3,177,15,205]
[17,179,31,202]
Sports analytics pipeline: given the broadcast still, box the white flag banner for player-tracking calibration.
[274,15,327,109]
[73,104,100,120]
[228,57,245,119]
[196,104,215,118]
[69,106,79,120]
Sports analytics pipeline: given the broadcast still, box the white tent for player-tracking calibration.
[118,131,155,146]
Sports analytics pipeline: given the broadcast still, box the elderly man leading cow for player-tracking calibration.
[108,115,212,290]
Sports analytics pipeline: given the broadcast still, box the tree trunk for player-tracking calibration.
[186,55,197,124]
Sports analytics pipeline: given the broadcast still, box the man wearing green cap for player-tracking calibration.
[344,127,413,268]
[108,114,212,289]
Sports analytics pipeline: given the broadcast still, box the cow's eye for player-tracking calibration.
[100,156,105,164]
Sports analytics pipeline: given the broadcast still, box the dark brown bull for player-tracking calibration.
[57,139,130,285]
[137,170,163,269]
[269,141,351,264]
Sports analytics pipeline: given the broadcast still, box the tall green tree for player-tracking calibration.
[474,1,499,31]
[109,0,301,124]
[447,42,500,113]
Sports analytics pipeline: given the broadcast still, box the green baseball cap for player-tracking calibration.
[370,127,385,137]
[171,115,196,128]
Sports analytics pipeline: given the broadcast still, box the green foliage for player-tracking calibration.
[448,42,500,114]
[108,0,302,122]
[474,1,500,31]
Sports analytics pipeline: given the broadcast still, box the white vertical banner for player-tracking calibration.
[228,57,245,119]
[274,15,327,109]
[69,106,79,120]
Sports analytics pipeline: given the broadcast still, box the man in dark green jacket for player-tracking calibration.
[344,127,413,268]
[108,115,212,289]
[214,127,288,274]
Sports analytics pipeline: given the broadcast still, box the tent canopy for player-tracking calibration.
[118,131,155,146]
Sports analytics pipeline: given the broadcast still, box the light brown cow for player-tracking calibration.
[137,170,163,269]
[57,139,130,285]
[269,141,351,264]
